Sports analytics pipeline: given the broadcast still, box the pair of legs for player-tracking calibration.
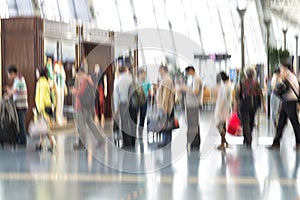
[119,103,136,147]
[271,101,300,147]
[36,113,56,151]
[161,109,175,146]
[217,121,228,150]
[138,102,148,138]
[16,108,27,146]
[240,107,256,147]
[56,89,66,125]
[186,107,200,148]
[76,109,103,148]
[95,85,105,125]
[37,134,56,151]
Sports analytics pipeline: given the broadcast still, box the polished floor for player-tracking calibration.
[0,110,299,200]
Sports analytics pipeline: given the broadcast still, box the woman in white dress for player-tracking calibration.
[214,72,232,151]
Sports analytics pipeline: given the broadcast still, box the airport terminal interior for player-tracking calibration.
[0,0,300,199]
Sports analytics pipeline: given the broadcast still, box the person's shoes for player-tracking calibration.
[267,144,280,150]
[35,144,42,151]
[295,144,300,150]
[224,141,230,148]
[73,143,85,150]
[190,145,200,151]
[217,144,226,151]
[48,146,54,153]
[17,143,27,148]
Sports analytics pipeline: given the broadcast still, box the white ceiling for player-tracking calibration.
[269,0,300,28]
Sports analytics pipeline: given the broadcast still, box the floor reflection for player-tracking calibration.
[0,110,298,199]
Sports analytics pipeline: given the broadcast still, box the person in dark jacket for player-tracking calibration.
[236,67,266,148]
[268,63,300,150]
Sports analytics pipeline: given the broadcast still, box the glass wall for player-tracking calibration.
[91,0,267,71]
[0,0,269,71]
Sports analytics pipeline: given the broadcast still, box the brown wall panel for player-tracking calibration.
[1,17,44,129]
[2,18,36,33]
[3,35,37,127]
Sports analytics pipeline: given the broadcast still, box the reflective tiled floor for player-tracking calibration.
[0,110,299,200]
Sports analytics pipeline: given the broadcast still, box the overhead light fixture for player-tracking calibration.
[237,0,247,11]
[264,8,271,24]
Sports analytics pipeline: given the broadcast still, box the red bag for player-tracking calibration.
[227,111,241,136]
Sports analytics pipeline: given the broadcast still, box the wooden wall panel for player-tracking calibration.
[1,17,44,129]
[3,34,36,126]
[2,18,36,33]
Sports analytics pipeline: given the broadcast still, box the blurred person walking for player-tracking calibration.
[113,66,136,147]
[71,68,102,150]
[182,66,203,149]
[214,72,232,151]
[156,65,175,146]
[5,65,28,146]
[269,63,300,150]
[35,68,56,152]
[137,68,151,137]
[236,67,265,148]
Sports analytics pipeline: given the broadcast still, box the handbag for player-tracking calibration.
[28,115,48,137]
[162,116,180,131]
[227,111,241,136]
[147,104,180,132]
[274,81,289,100]
[147,105,166,132]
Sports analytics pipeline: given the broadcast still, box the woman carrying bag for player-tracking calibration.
[35,68,56,152]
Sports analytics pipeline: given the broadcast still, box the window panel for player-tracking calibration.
[73,0,91,22]
[93,0,120,31]
[39,0,60,21]
[6,0,18,17]
[116,0,135,31]
[0,0,9,18]
[16,0,33,16]
[133,0,156,29]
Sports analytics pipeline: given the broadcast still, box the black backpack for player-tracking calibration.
[128,83,147,109]
[80,80,96,109]
[240,80,261,110]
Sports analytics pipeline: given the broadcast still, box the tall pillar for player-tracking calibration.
[237,8,247,71]
[283,28,288,50]
[296,35,299,75]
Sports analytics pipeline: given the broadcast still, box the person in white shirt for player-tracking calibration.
[113,66,136,147]
[269,63,300,150]
[214,72,232,151]
[182,66,203,149]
